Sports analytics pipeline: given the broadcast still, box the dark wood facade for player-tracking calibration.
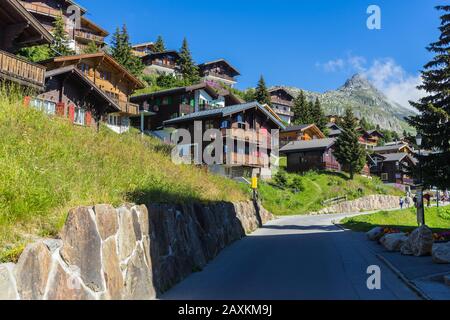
[164,102,284,178]
[20,0,108,53]
[130,83,242,131]
[142,51,180,75]
[31,65,120,127]
[280,124,326,147]
[281,139,341,173]
[0,0,53,90]
[371,153,416,185]
[198,59,240,88]
[269,88,294,124]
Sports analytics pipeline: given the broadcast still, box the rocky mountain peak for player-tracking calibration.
[339,73,378,93]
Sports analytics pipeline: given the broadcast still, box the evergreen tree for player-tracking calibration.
[312,98,327,131]
[178,37,200,84]
[254,76,272,106]
[51,15,74,56]
[292,91,313,125]
[110,25,144,77]
[407,5,450,189]
[153,35,166,53]
[333,108,366,179]
[83,41,100,54]
[17,45,52,62]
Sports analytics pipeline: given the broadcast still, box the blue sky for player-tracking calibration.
[78,0,442,106]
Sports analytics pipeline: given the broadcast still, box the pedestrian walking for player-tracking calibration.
[405,196,411,208]
[400,197,404,210]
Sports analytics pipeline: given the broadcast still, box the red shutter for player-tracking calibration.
[68,105,75,122]
[85,111,92,126]
[56,102,65,117]
[23,96,31,107]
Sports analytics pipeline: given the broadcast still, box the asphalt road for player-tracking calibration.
[162,213,420,300]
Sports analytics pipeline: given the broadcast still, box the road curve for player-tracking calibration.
[162,213,420,300]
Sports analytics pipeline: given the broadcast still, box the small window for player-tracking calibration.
[221,120,230,129]
[74,107,86,125]
[381,173,389,181]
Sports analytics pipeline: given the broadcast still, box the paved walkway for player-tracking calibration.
[162,213,420,300]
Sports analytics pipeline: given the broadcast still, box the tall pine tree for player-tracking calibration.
[407,5,450,189]
[333,108,366,179]
[178,38,200,85]
[51,15,74,56]
[153,35,166,53]
[111,25,144,77]
[83,40,100,54]
[292,91,316,125]
[312,98,327,131]
[254,76,272,106]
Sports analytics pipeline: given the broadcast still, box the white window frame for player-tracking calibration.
[74,107,86,125]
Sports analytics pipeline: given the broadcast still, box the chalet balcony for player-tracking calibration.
[271,97,294,107]
[113,98,139,115]
[0,50,46,90]
[221,128,273,147]
[203,71,236,82]
[74,29,105,44]
[151,61,177,70]
[228,152,268,168]
[20,2,62,18]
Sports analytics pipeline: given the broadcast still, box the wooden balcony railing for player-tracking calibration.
[0,50,46,89]
[74,30,105,44]
[20,1,62,17]
[203,71,236,82]
[114,99,139,115]
[271,97,294,107]
[221,128,272,146]
[229,152,269,167]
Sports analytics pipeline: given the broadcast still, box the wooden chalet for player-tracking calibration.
[198,59,240,88]
[130,83,242,131]
[163,102,285,179]
[20,0,108,53]
[142,50,180,75]
[268,87,294,125]
[30,65,120,127]
[132,42,155,57]
[0,0,53,90]
[358,129,384,147]
[371,153,416,185]
[280,138,341,173]
[326,123,343,138]
[40,53,145,133]
[280,124,326,147]
[372,142,414,155]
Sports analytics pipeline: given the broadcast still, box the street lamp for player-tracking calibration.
[415,133,425,226]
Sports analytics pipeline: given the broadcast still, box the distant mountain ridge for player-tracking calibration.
[279,74,415,133]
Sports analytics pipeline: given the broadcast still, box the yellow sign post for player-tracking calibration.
[251,177,258,190]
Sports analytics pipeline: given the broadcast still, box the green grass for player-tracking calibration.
[0,88,247,262]
[340,206,450,232]
[259,170,403,216]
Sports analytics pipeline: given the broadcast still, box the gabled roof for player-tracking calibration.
[1,0,54,47]
[45,65,121,113]
[280,138,336,154]
[366,129,384,138]
[375,152,416,164]
[282,124,313,133]
[372,143,412,153]
[81,16,109,37]
[198,59,241,77]
[39,53,145,89]
[268,87,295,100]
[131,83,219,101]
[163,101,285,129]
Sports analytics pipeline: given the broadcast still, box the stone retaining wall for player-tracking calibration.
[0,201,273,300]
[314,195,401,215]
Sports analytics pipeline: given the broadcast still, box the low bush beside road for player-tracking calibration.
[340,206,450,233]
[259,170,403,216]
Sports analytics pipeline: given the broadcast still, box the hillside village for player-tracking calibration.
[0,0,425,188]
[0,0,449,302]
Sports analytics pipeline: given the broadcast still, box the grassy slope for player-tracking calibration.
[0,92,247,261]
[340,206,450,232]
[259,171,404,216]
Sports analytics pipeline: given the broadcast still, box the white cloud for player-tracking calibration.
[316,55,424,110]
